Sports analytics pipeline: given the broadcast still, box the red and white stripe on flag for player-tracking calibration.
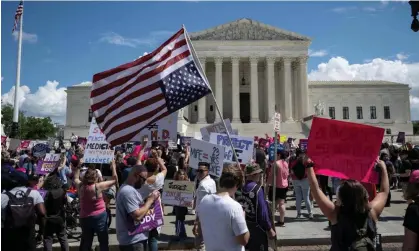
[90,27,211,147]
[12,1,23,32]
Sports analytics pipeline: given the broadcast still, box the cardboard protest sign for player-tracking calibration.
[128,199,164,235]
[200,119,233,142]
[180,136,193,146]
[84,118,114,164]
[32,143,50,158]
[189,138,225,177]
[162,180,195,208]
[209,133,254,164]
[134,112,178,142]
[37,153,61,175]
[307,117,384,184]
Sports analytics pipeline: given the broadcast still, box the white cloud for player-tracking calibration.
[1,81,67,123]
[309,49,328,57]
[331,7,357,13]
[308,56,419,119]
[12,31,38,43]
[99,31,174,48]
[396,53,409,61]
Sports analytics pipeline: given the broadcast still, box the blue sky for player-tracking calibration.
[1,1,418,122]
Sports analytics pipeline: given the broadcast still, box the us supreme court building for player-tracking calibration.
[64,19,413,139]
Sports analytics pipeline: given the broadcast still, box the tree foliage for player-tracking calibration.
[413,121,419,135]
[1,104,56,139]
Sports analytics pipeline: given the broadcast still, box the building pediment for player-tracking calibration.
[189,18,311,41]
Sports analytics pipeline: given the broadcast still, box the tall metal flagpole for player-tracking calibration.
[272,106,281,222]
[10,5,24,139]
[182,25,240,166]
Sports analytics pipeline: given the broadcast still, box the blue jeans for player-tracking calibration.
[293,178,312,214]
[147,229,158,251]
[79,211,109,251]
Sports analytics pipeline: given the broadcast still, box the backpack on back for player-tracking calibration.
[349,216,376,251]
[293,159,306,180]
[4,188,36,229]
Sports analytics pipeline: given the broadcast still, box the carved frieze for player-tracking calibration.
[190,18,309,41]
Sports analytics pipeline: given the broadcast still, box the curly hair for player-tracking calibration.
[43,174,64,190]
[83,168,98,185]
[219,163,244,189]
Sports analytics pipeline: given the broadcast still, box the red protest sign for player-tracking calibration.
[307,117,384,184]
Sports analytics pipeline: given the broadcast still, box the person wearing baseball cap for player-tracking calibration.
[235,163,276,251]
[402,169,419,251]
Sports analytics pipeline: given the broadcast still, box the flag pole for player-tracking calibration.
[182,25,240,165]
[10,3,24,139]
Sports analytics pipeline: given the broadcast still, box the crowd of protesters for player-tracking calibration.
[1,136,418,251]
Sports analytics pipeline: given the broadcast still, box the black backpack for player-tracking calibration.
[349,217,376,251]
[293,159,306,180]
[4,188,36,229]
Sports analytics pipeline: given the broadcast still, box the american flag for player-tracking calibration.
[90,27,212,146]
[12,1,23,33]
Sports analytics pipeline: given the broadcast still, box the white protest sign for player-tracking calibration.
[272,112,281,132]
[189,138,225,177]
[200,119,233,142]
[84,118,114,164]
[162,180,195,208]
[209,133,254,164]
[134,112,178,142]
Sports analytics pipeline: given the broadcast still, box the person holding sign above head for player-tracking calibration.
[139,149,167,251]
[116,165,160,251]
[305,157,389,251]
[72,159,118,251]
[192,162,217,251]
[236,163,276,251]
[196,163,249,251]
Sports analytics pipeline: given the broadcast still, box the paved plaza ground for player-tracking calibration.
[41,189,408,250]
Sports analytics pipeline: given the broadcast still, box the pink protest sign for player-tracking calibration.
[307,117,384,184]
[128,199,164,235]
[20,140,31,149]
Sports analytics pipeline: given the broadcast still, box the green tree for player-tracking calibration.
[1,104,56,139]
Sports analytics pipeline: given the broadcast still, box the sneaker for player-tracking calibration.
[296,213,302,219]
[308,213,314,219]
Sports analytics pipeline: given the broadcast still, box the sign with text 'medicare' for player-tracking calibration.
[162,180,195,208]
[209,133,254,164]
[84,118,114,164]
[128,199,164,235]
[189,138,225,177]
[307,117,384,184]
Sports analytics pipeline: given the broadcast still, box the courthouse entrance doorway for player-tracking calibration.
[240,93,250,123]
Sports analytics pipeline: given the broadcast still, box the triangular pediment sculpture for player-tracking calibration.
[189,18,311,41]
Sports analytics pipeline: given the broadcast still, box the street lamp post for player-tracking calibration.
[410,0,419,32]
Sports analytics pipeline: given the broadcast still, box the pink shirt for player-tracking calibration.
[269,160,289,188]
[79,184,106,218]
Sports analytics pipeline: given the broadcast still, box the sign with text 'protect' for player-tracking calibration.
[162,180,195,208]
[189,138,225,177]
[209,133,254,164]
[84,118,114,164]
[307,117,384,184]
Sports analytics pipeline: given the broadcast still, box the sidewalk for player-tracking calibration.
[42,190,407,250]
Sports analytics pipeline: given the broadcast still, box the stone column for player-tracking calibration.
[231,56,241,123]
[215,56,223,122]
[283,57,293,122]
[266,56,276,119]
[298,56,309,118]
[292,62,300,120]
[197,57,207,123]
[250,56,260,123]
